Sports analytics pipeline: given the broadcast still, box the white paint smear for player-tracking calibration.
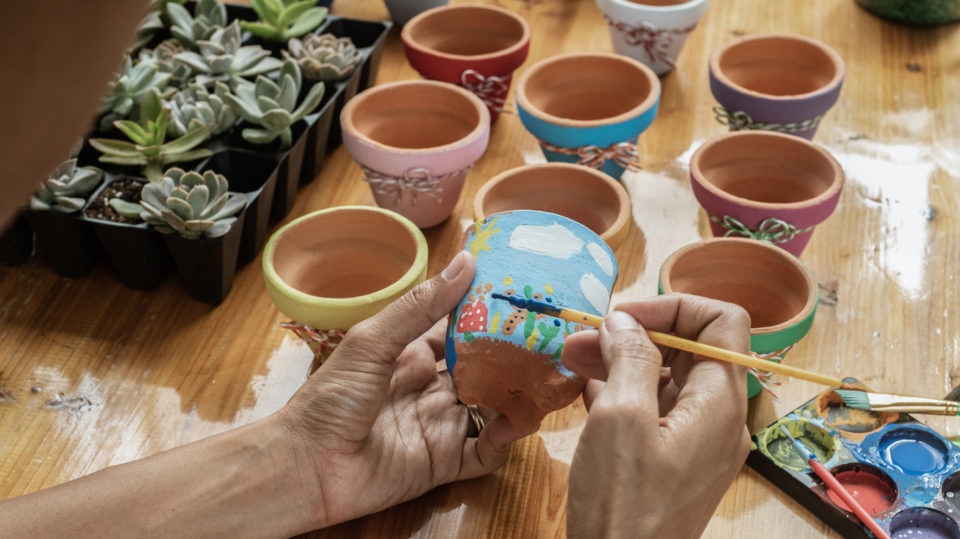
[580,273,610,314]
[508,223,584,259]
[587,242,614,277]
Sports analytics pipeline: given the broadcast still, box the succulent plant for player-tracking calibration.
[174,21,282,89]
[285,33,362,81]
[218,59,323,147]
[139,39,193,87]
[140,168,246,239]
[132,10,164,52]
[165,83,238,139]
[166,0,228,49]
[89,89,213,184]
[30,159,104,214]
[98,56,173,131]
[241,0,328,42]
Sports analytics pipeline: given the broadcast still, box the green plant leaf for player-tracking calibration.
[261,109,293,132]
[165,2,194,31]
[114,120,154,146]
[250,0,281,25]
[167,196,194,220]
[100,155,147,166]
[204,217,236,238]
[161,124,212,155]
[162,148,212,164]
[284,7,327,39]
[209,193,246,220]
[89,138,142,157]
[109,198,144,219]
[240,20,281,40]
[277,0,316,28]
[290,81,324,121]
[185,184,210,216]
[241,127,279,145]
[144,161,165,183]
[138,89,164,125]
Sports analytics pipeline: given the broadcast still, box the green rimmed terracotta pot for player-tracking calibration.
[263,206,428,361]
[658,237,818,398]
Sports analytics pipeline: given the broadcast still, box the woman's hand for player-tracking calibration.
[561,294,752,539]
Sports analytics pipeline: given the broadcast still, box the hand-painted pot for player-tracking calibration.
[709,34,845,140]
[473,163,632,249]
[401,4,531,121]
[340,80,491,228]
[515,52,660,181]
[263,205,428,333]
[384,0,450,27]
[690,131,844,257]
[446,209,619,431]
[658,238,818,398]
[856,0,960,26]
[596,0,709,76]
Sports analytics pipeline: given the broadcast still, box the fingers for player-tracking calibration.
[560,329,604,380]
[457,414,532,480]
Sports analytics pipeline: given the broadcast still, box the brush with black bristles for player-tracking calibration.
[834,389,960,416]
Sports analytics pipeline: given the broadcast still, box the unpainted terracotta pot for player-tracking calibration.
[709,34,844,140]
[689,130,844,256]
[473,163,632,249]
[658,238,818,398]
[341,80,490,228]
[262,206,428,331]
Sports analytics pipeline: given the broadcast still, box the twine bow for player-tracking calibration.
[713,106,824,134]
[460,69,510,114]
[748,344,796,402]
[603,16,697,71]
[539,140,638,171]
[360,165,450,205]
[280,321,345,363]
[710,214,813,244]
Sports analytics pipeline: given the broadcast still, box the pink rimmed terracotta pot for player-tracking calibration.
[709,34,845,140]
[473,163,632,249]
[690,130,844,257]
[401,4,531,121]
[341,80,491,228]
[658,238,818,398]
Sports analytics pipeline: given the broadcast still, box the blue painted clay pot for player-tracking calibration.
[445,210,619,431]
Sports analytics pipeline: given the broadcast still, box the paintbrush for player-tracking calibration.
[489,293,846,388]
[834,389,960,416]
[778,426,891,539]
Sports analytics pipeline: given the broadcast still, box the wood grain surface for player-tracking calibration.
[2,0,959,537]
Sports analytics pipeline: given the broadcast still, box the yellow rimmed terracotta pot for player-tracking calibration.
[263,206,428,365]
[473,163,632,249]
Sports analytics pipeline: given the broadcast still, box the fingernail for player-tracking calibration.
[604,310,638,332]
[442,251,466,280]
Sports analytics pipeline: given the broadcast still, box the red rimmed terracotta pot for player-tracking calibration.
[709,34,845,140]
[690,130,844,257]
[473,163,632,249]
[658,238,819,398]
[401,4,531,121]
[341,80,490,229]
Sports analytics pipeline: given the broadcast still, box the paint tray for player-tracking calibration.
[748,379,960,538]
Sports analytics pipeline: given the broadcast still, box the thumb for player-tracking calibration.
[593,311,663,432]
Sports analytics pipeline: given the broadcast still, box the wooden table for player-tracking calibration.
[2,0,959,537]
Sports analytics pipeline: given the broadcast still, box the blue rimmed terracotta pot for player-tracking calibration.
[516,52,660,180]
[709,34,845,140]
[658,238,818,398]
[446,209,619,431]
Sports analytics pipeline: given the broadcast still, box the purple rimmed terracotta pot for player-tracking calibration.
[709,34,845,140]
[690,130,844,256]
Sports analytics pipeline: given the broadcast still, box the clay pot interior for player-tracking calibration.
[343,83,483,150]
[474,164,629,244]
[693,132,842,205]
[270,208,420,299]
[405,6,527,57]
[660,239,816,332]
[715,36,842,96]
[520,54,656,123]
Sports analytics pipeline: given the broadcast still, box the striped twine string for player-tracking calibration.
[538,140,640,171]
[360,164,470,206]
[602,15,698,71]
[280,321,345,363]
[709,214,814,244]
[748,344,796,401]
[713,106,824,134]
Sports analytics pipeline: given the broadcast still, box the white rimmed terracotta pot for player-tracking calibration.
[709,34,845,140]
[473,163,632,249]
[515,52,660,180]
[689,130,844,257]
[341,80,491,228]
[596,0,709,76]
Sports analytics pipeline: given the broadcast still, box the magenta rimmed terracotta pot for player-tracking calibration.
[690,130,844,256]
[473,163,631,249]
[341,80,491,228]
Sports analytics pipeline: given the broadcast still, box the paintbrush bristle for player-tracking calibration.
[834,389,872,411]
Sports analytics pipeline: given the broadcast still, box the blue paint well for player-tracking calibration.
[880,428,950,475]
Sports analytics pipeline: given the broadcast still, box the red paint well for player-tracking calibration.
[826,468,897,515]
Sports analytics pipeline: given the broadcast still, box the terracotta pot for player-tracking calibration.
[596,0,709,76]
[262,206,428,332]
[515,52,660,180]
[709,34,845,140]
[446,210,619,432]
[341,80,490,228]
[473,163,631,249]
[658,238,818,398]
[689,130,844,256]
[385,0,450,27]
[401,4,530,121]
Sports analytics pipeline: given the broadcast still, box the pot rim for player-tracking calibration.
[600,0,709,13]
[709,33,845,101]
[472,163,631,247]
[341,80,490,155]
[690,130,844,211]
[658,237,818,335]
[401,4,532,63]
[262,205,429,316]
[515,52,661,129]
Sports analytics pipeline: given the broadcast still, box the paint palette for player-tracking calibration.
[748,380,960,538]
